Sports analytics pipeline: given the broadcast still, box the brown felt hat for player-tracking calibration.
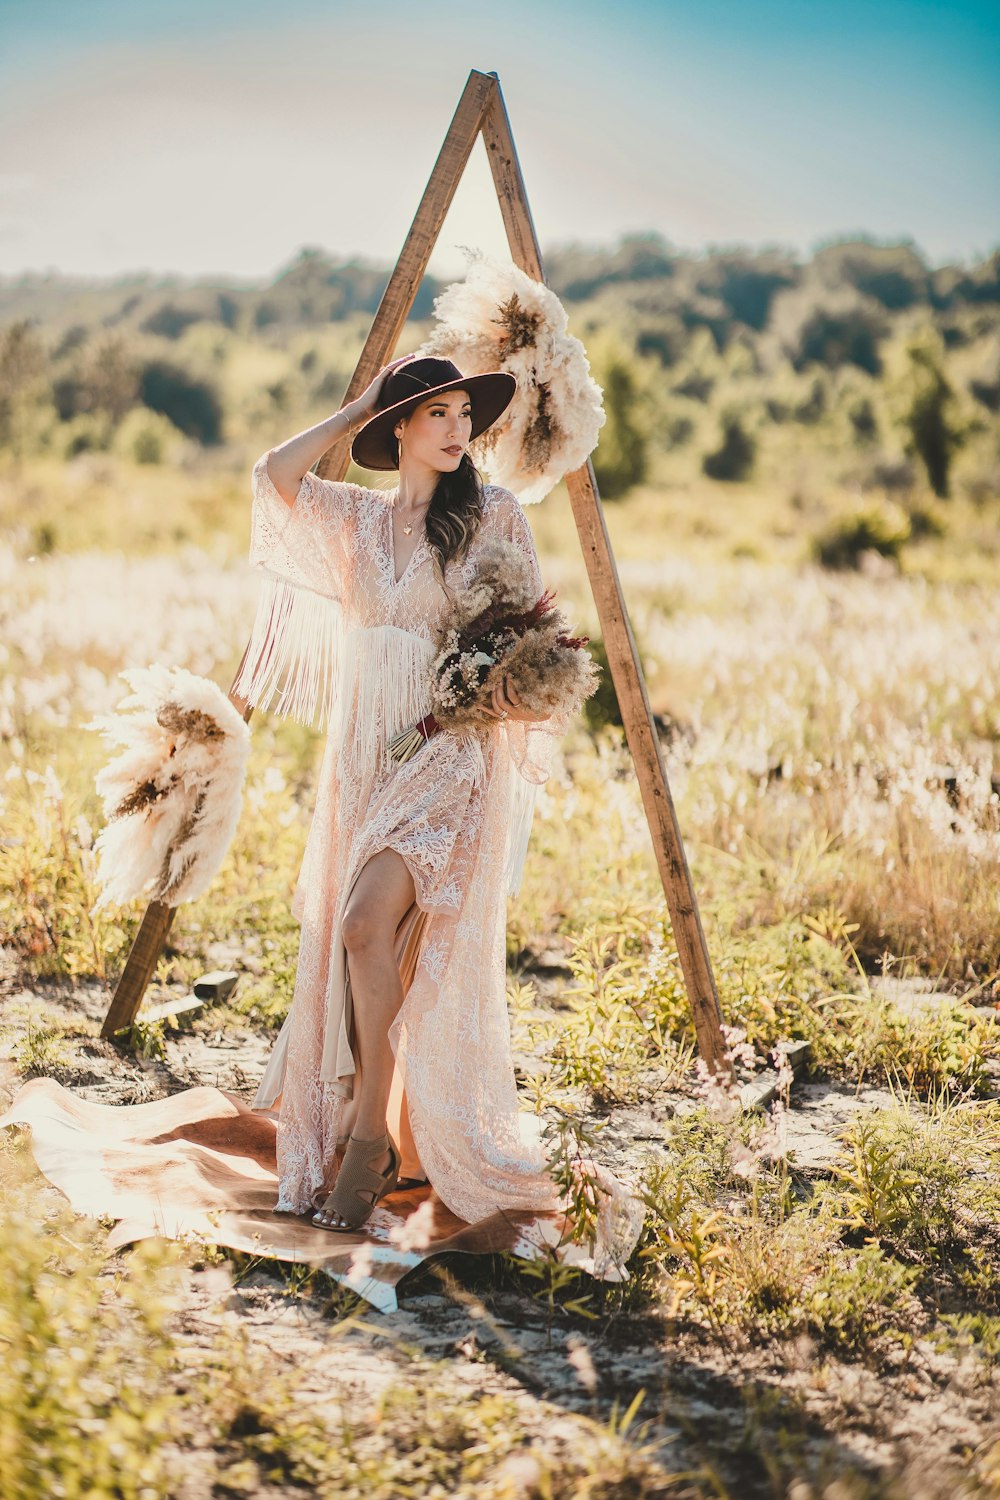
[350,355,517,471]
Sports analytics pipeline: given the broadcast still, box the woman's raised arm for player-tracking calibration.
[266,354,419,506]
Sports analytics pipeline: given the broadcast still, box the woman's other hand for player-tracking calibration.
[482,675,549,724]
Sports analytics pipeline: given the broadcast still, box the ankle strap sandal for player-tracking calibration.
[312,1132,400,1233]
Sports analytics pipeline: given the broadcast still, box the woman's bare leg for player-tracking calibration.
[340,847,417,1172]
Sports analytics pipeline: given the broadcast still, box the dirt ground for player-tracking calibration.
[3,975,999,1499]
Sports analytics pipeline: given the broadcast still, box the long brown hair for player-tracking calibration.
[390,438,485,585]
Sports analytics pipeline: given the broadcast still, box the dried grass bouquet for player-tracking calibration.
[416,248,606,505]
[389,538,598,762]
[87,664,250,908]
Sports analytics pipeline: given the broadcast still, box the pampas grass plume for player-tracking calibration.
[87,665,251,909]
[418,249,605,504]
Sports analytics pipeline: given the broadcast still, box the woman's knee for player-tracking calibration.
[341,895,388,953]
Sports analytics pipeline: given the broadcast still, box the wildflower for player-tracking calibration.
[387,1197,436,1253]
[721,1023,759,1072]
[693,1056,741,1122]
[566,1336,598,1393]
[729,1141,757,1180]
[346,1242,374,1280]
[770,1044,795,1099]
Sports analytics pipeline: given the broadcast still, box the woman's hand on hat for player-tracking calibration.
[353,354,420,419]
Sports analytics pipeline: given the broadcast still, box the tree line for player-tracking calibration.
[0,234,997,508]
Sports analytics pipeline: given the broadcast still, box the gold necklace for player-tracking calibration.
[394,492,426,536]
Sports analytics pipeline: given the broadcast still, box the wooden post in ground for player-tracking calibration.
[101,67,730,1076]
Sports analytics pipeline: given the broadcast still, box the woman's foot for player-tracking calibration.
[312,1132,400,1232]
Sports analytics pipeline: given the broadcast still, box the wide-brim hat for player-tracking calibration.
[350,355,517,471]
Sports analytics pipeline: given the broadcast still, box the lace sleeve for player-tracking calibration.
[250,449,360,597]
[483,485,570,788]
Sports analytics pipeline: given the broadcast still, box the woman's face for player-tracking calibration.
[395,388,473,473]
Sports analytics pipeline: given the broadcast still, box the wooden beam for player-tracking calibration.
[315,68,496,484]
[481,83,730,1075]
[100,901,176,1039]
[565,463,729,1075]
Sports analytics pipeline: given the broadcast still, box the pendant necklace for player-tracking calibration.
[393,490,423,535]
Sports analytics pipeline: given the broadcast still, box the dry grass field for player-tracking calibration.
[2,438,999,1497]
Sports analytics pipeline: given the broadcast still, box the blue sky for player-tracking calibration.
[0,0,996,282]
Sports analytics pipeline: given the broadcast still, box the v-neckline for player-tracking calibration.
[386,492,426,587]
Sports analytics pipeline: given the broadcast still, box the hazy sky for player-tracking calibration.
[1,0,997,284]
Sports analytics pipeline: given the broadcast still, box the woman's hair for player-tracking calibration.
[390,429,485,585]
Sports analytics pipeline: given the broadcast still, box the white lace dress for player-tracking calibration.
[241,451,644,1273]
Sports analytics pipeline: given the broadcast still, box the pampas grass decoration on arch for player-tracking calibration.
[88,665,251,910]
[416,248,606,505]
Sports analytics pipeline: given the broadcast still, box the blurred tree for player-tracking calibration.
[814,238,929,310]
[139,359,223,445]
[216,291,240,329]
[793,373,828,424]
[694,250,798,331]
[969,348,1000,414]
[774,284,888,375]
[52,324,88,359]
[140,302,206,339]
[846,392,879,444]
[88,335,140,424]
[931,251,1000,309]
[669,326,719,403]
[814,498,911,569]
[0,320,47,453]
[581,636,622,731]
[591,346,649,498]
[894,328,965,498]
[635,312,687,367]
[547,231,676,301]
[702,408,756,481]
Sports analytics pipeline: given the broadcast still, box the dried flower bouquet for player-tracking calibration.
[389,538,598,763]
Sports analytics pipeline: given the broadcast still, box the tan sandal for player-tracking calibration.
[312,1132,400,1232]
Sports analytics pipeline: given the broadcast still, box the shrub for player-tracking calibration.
[0,1159,185,1499]
[113,406,185,465]
[701,410,755,481]
[806,1243,921,1352]
[58,412,113,458]
[846,392,879,443]
[591,352,649,499]
[813,498,910,569]
[581,635,624,731]
[139,359,223,445]
[895,329,966,498]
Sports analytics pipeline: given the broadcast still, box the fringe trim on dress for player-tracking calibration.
[233,573,344,732]
[336,625,439,771]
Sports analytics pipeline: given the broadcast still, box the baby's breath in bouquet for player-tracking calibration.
[389,538,597,762]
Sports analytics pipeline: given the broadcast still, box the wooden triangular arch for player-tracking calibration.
[101,68,729,1077]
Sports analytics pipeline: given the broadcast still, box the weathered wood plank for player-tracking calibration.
[314,68,496,485]
[100,901,176,1039]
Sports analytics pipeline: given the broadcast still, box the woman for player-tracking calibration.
[244,353,641,1265]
